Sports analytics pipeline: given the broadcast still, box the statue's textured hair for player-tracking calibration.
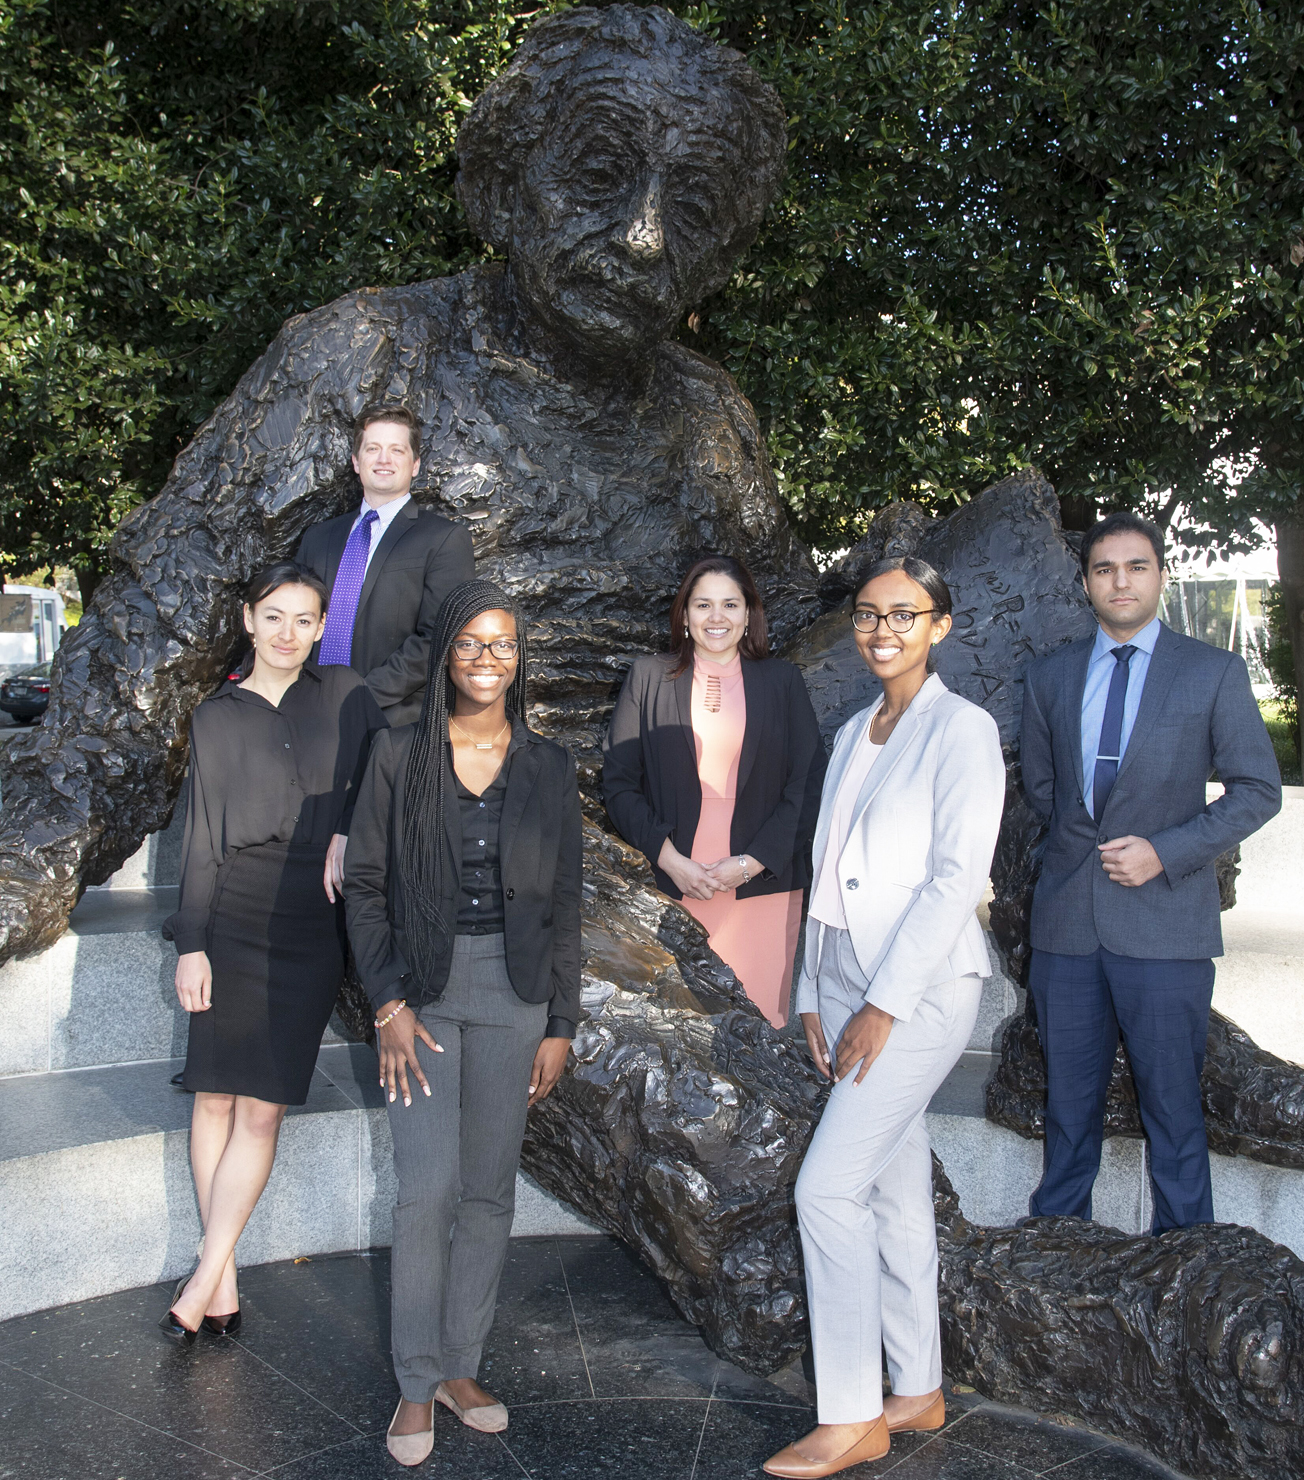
[457,4,786,295]
[400,579,527,993]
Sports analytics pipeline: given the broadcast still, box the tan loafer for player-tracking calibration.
[762,1415,890,1476]
[887,1389,946,1434]
[386,1399,434,1467]
[435,1381,508,1433]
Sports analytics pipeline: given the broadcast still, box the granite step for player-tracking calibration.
[0,1042,595,1322]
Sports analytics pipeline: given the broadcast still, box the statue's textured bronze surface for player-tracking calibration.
[934,1164,1304,1480]
[0,4,813,962]
[1,11,1300,1476]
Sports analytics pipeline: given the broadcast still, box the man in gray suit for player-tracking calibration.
[1020,511,1281,1230]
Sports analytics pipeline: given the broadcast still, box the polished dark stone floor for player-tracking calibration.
[0,1236,1188,1479]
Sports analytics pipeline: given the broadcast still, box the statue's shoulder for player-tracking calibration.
[267,277,460,361]
[654,341,766,464]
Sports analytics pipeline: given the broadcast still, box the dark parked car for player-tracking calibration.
[0,661,52,723]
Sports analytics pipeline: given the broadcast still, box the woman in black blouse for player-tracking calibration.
[344,579,581,1467]
[160,561,385,1344]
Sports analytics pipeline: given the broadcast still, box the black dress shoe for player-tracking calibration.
[158,1309,198,1346]
[202,1310,241,1337]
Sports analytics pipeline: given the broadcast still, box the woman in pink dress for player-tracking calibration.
[603,556,826,1027]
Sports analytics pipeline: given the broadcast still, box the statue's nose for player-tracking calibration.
[625,179,664,260]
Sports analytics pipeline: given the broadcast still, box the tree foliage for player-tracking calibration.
[1,0,1302,604]
[694,0,1304,551]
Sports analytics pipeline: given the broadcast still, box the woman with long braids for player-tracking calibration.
[161,560,385,1343]
[344,579,582,1467]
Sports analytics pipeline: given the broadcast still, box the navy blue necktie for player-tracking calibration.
[1092,644,1136,820]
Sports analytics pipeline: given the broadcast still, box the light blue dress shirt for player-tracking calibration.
[350,492,411,578]
[1079,616,1162,819]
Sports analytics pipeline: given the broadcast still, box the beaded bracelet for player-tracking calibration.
[374,999,407,1030]
[737,854,751,884]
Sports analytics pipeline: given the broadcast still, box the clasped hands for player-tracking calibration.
[657,838,761,902]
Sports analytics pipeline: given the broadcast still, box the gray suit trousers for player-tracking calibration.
[387,933,547,1401]
[795,926,979,1423]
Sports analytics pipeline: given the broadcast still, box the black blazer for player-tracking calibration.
[297,500,475,726]
[343,716,582,1036]
[602,654,827,900]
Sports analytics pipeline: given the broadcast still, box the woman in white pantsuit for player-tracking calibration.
[764,557,1005,1479]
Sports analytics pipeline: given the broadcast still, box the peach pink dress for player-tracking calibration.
[682,653,803,1028]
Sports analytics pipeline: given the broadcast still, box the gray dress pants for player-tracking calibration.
[387,933,547,1402]
[795,925,980,1424]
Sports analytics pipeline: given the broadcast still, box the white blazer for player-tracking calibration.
[795,673,1005,1022]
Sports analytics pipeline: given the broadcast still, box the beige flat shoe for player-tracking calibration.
[763,1416,890,1477]
[386,1399,434,1467]
[435,1381,508,1433]
[887,1389,945,1433]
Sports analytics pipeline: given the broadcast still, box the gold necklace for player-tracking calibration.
[450,716,509,751]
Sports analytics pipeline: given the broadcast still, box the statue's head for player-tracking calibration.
[457,5,786,364]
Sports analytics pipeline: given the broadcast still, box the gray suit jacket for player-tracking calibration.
[1021,622,1281,959]
[297,500,474,727]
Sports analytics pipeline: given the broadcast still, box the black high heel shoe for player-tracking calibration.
[158,1275,199,1347]
[202,1310,242,1337]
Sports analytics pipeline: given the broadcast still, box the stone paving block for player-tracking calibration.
[50,929,184,1069]
[928,1113,1150,1234]
[1210,1147,1304,1258]
[0,934,61,1076]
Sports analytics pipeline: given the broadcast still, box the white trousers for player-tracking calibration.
[795,925,980,1424]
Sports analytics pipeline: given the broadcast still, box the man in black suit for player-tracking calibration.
[299,404,474,897]
[298,403,475,726]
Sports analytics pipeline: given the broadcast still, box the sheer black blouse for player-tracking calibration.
[165,663,387,954]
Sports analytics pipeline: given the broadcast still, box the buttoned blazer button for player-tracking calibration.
[506,888,515,900]
[283,742,291,749]
[846,878,859,890]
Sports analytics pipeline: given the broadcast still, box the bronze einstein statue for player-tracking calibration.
[0,11,1300,1477]
[0,4,814,957]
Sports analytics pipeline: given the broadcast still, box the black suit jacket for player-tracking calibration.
[297,499,475,726]
[602,654,827,900]
[343,716,582,1036]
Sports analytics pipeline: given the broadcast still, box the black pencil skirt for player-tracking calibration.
[182,842,345,1106]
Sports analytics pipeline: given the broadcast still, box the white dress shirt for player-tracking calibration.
[808,731,884,930]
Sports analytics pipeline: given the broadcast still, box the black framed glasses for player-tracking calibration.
[851,608,937,634]
[451,637,520,660]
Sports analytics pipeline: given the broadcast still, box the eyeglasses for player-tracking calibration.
[451,638,520,661]
[851,608,937,633]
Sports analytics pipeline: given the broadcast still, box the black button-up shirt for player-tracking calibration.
[452,730,523,935]
[164,663,386,954]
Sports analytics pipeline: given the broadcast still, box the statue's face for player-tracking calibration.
[508,78,750,362]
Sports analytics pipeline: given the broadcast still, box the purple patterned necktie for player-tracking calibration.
[317,508,379,666]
